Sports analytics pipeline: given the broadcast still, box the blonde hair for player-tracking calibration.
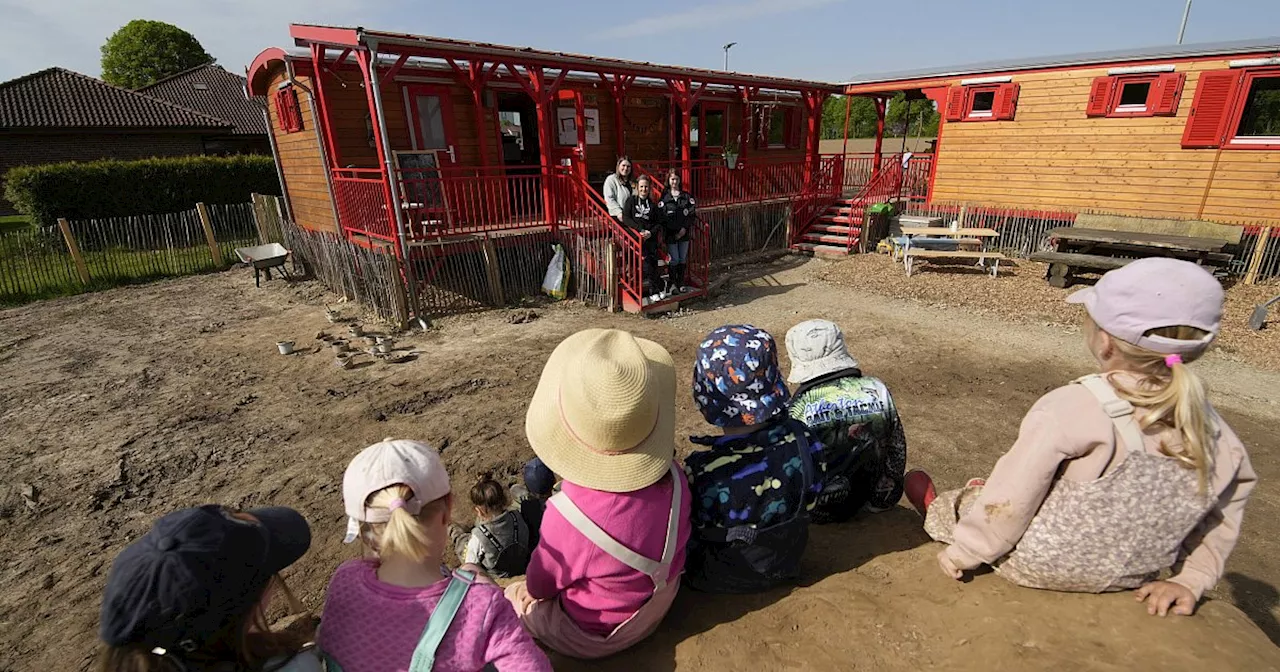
[361,485,448,563]
[1095,320,1216,492]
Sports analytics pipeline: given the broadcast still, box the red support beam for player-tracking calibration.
[841,94,852,156]
[802,90,827,193]
[355,47,402,254]
[599,73,634,158]
[310,43,343,169]
[384,53,410,83]
[503,63,569,226]
[872,96,886,178]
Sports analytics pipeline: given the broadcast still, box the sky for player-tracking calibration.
[2,0,1279,84]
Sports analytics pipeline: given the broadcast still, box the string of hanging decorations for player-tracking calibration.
[622,109,664,136]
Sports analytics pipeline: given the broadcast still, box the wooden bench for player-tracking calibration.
[1030,250,1131,287]
[904,249,1007,277]
[1074,214,1244,246]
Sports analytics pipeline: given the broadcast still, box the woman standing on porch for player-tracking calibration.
[603,156,633,223]
[659,169,695,295]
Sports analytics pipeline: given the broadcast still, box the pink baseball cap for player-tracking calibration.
[1066,257,1222,355]
[342,439,451,543]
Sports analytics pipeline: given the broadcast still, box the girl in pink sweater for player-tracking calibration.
[319,439,551,672]
[907,258,1255,618]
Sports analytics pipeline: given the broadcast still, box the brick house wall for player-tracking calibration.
[0,132,206,215]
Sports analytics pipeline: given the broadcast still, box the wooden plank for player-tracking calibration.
[1074,213,1243,245]
[480,238,505,306]
[196,203,225,267]
[904,249,1006,259]
[1244,227,1272,285]
[1046,227,1226,252]
[56,218,91,285]
[1030,250,1131,270]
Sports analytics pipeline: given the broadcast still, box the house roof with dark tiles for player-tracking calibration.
[0,67,230,131]
[139,64,267,136]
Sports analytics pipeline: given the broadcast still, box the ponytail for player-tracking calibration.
[363,485,447,563]
[1104,323,1215,493]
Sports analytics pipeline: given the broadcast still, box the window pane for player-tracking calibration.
[705,111,725,146]
[690,115,700,147]
[1118,82,1151,107]
[415,95,447,149]
[971,91,995,113]
[1237,77,1280,137]
[769,109,787,144]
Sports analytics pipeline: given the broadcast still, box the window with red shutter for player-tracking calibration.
[1182,69,1244,148]
[994,83,1019,120]
[1086,76,1115,116]
[275,87,303,134]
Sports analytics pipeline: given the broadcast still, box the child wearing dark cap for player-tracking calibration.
[511,457,556,548]
[97,504,320,671]
[684,324,826,593]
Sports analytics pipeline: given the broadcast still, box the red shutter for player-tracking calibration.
[1181,70,1243,148]
[1085,76,1114,116]
[944,86,966,121]
[275,87,302,133]
[994,83,1020,120]
[1150,72,1186,116]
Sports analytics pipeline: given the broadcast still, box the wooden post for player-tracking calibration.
[389,254,411,328]
[480,237,505,306]
[606,240,619,313]
[250,194,268,244]
[57,218,91,285]
[1244,227,1272,285]
[196,203,225,266]
[958,203,969,229]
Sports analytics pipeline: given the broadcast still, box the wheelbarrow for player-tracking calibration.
[234,243,291,287]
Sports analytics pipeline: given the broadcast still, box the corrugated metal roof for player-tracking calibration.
[0,68,230,130]
[139,64,267,136]
[845,36,1280,86]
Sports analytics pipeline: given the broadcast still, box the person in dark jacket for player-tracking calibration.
[621,174,664,302]
[658,169,696,295]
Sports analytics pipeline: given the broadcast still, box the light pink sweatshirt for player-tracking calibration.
[526,466,692,635]
[319,559,551,672]
[945,374,1256,599]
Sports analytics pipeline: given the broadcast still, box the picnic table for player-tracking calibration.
[1032,227,1233,288]
[896,227,1005,277]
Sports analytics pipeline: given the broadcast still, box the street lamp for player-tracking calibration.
[723,42,737,71]
[1177,0,1192,44]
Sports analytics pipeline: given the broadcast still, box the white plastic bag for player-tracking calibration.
[542,244,569,300]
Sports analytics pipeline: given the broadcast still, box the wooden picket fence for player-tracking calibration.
[0,198,282,305]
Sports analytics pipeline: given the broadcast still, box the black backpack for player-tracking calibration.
[477,513,531,579]
[686,419,816,594]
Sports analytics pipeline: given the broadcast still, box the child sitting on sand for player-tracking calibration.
[906,259,1256,617]
[510,457,556,548]
[505,329,691,659]
[449,472,532,578]
[319,439,550,671]
[685,324,826,593]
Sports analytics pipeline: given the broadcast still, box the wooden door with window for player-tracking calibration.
[699,102,728,199]
[554,89,587,182]
[403,85,460,232]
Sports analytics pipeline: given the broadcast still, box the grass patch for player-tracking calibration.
[0,214,31,233]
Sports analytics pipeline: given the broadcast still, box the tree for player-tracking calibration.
[821,93,939,140]
[101,20,213,89]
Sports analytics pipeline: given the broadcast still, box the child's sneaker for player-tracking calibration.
[904,470,936,517]
[966,478,986,488]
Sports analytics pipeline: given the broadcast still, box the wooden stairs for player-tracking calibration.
[792,199,864,257]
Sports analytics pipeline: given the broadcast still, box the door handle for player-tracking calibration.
[447,145,457,163]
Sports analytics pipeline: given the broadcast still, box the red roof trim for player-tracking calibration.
[247,47,290,96]
[843,49,1280,95]
[290,25,362,49]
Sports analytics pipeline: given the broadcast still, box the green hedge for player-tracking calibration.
[4,155,281,228]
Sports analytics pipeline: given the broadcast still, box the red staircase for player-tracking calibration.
[790,157,905,257]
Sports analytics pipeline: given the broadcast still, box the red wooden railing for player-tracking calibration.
[332,168,397,244]
[824,153,932,201]
[394,165,546,239]
[549,170,646,307]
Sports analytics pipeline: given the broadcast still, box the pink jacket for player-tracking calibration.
[526,466,692,635]
[319,559,550,672]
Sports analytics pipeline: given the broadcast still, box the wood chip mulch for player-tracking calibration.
[817,254,1280,373]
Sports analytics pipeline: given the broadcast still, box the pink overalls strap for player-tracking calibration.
[548,462,682,592]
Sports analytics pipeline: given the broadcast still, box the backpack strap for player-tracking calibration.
[549,463,681,591]
[406,570,475,672]
[1075,374,1146,455]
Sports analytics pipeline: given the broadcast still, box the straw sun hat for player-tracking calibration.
[525,329,675,493]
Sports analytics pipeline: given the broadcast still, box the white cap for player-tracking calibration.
[341,439,450,543]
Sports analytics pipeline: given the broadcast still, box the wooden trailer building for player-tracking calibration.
[246,25,869,316]
[844,37,1280,224]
